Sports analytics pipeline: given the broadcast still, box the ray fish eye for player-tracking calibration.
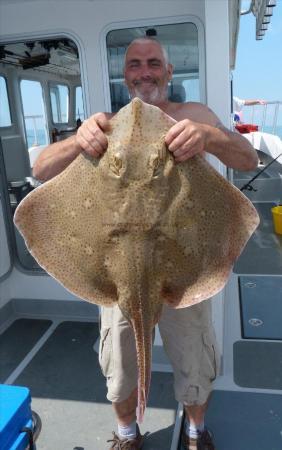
[109,152,123,176]
[149,154,162,177]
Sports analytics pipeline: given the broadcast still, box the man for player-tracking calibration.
[33,38,258,450]
[233,96,266,123]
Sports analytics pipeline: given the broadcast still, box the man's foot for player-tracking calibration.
[107,424,144,449]
[182,428,216,450]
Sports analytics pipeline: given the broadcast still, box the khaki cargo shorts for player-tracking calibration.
[98,299,220,406]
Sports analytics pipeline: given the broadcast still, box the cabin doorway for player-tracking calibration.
[0,36,84,271]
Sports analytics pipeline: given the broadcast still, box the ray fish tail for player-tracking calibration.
[131,311,153,423]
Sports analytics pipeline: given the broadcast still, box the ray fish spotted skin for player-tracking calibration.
[14,98,259,422]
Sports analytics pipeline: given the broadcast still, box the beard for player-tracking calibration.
[129,79,168,105]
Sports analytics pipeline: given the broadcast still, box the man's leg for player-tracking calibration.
[184,400,209,428]
[99,306,143,448]
[112,387,137,426]
[159,300,220,449]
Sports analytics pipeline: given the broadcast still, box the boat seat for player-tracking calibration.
[1,135,31,182]
[169,84,186,103]
[1,135,35,210]
[51,119,82,143]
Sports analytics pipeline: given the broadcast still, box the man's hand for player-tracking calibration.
[76,113,111,158]
[165,119,208,162]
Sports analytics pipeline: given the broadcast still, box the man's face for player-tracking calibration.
[124,41,173,105]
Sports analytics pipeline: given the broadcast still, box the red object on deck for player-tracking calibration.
[235,124,259,134]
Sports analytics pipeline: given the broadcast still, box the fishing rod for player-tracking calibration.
[240,152,282,192]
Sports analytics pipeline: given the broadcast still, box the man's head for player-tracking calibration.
[124,38,173,106]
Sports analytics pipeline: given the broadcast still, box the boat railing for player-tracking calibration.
[245,100,282,136]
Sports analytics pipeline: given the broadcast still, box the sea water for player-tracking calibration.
[262,125,282,139]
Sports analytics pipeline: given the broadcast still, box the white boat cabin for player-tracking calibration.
[0,1,281,449]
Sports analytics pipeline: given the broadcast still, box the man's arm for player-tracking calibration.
[165,103,259,171]
[244,99,266,106]
[33,112,112,182]
[33,134,81,182]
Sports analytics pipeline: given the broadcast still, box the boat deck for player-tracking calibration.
[1,294,282,450]
[0,317,178,450]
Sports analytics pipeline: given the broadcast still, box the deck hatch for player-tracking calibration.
[239,275,282,339]
[234,340,282,390]
[203,390,282,450]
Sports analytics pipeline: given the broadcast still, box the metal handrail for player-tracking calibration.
[24,114,47,147]
[244,100,282,135]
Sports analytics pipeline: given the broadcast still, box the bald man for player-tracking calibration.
[34,38,258,450]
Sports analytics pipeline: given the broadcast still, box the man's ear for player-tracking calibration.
[167,63,174,81]
[123,73,128,87]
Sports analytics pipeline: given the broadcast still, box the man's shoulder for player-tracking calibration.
[181,101,208,113]
[175,101,210,112]
[169,101,216,124]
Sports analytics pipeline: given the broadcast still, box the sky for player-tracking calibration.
[233,0,282,103]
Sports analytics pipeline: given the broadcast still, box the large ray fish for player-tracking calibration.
[14,98,259,422]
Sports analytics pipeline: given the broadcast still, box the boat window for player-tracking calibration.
[20,79,49,148]
[0,75,12,127]
[50,84,69,124]
[75,86,85,121]
[106,22,200,112]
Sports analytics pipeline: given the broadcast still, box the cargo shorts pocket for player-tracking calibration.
[99,327,113,378]
[200,331,219,382]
